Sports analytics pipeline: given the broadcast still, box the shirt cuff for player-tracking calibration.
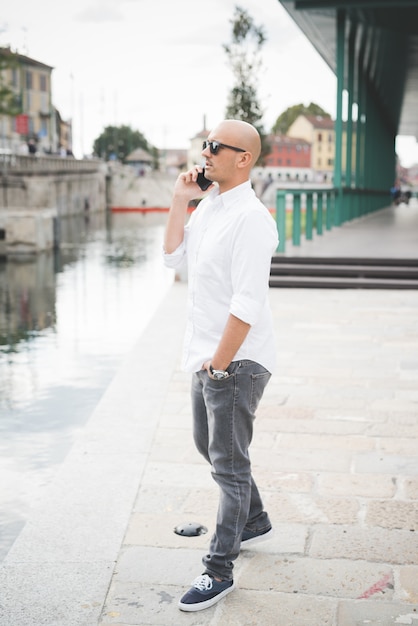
[230,293,262,325]
[162,241,186,268]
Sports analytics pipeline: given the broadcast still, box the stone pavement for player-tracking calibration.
[1,203,418,626]
[96,284,418,626]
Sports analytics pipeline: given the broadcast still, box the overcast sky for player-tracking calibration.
[1,0,417,166]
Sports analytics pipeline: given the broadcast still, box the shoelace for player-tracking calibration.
[192,574,213,591]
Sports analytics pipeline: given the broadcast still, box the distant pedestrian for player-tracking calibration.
[27,139,36,155]
[163,119,279,612]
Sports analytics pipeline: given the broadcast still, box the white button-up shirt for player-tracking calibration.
[163,180,279,373]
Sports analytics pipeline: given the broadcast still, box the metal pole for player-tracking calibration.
[276,190,286,253]
[334,8,345,226]
[292,192,301,246]
[306,192,313,240]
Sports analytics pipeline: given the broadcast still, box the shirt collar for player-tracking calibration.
[208,180,252,208]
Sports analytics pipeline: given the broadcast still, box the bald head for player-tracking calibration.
[211,120,261,165]
[203,119,261,192]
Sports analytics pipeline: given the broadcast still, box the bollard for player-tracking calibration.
[276,190,286,252]
[317,192,323,235]
[306,193,313,240]
[292,193,301,246]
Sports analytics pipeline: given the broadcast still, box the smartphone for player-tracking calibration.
[196,169,213,191]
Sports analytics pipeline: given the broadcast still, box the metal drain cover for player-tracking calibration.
[174,521,208,537]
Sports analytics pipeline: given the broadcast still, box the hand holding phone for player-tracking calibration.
[196,168,213,191]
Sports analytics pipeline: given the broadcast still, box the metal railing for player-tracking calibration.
[276,187,391,252]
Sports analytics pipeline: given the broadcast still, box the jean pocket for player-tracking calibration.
[250,371,271,412]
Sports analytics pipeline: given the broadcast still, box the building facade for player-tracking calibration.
[0,47,67,155]
[265,134,311,169]
[288,114,335,181]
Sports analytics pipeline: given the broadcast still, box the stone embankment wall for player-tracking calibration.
[0,155,107,256]
[0,155,107,213]
[0,157,178,255]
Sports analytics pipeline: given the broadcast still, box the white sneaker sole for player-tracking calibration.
[178,582,235,612]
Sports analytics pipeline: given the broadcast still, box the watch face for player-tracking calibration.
[213,371,228,380]
[210,365,229,380]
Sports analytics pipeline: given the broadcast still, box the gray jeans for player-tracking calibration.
[191,359,271,581]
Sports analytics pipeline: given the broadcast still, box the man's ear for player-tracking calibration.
[237,151,253,169]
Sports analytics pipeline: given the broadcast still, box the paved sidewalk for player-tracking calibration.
[1,203,418,625]
[96,284,418,626]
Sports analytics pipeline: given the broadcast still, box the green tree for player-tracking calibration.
[93,124,158,165]
[0,48,22,116]
[272,102,331,135]
[223,5,269,163]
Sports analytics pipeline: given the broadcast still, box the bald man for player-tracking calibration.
[164,120,279,612]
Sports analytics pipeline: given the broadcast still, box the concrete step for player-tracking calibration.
[271,255,418,267]
[269,256,418,289]
[269,274,418,289]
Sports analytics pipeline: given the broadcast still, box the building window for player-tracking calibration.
[11,68,19,87]
[40,74,47,91]
[40,93,48,112]
[318,133,322,142]
[26,71,33,90]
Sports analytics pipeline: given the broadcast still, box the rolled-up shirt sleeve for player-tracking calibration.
[163,239,186,268]
[229,210,278,325]
[230,293,262,326]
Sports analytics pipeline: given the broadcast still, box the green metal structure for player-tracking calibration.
[276,1,418,248]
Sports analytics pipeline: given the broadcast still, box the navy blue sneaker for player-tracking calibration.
[178,574,234,612]
[241,525,274,549]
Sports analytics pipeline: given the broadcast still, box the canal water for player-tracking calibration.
[0,210,174,560]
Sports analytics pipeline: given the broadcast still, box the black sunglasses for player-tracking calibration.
[202,140,246,155]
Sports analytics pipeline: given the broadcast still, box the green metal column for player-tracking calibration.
[345,23,356,221]
[316,192,323,235]
[355,28,367,216]
[326,191,334,230]
[276,190,286,253]
[334,8,345,227]
[306,193,313,240]
[292,193,301,245]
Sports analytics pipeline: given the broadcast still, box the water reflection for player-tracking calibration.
[0,254,56,355]
[0,210,174,560]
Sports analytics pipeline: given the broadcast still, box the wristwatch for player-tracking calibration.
[209,364,229,380]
